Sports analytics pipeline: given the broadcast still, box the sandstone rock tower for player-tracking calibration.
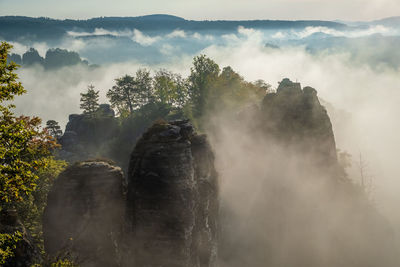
[126,120,218,267]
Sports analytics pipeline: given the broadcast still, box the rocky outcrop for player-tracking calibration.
[217,79,398,267]
[261,78,337,168]
[58,108,119,162]
[126,120,218,267]
[43,160,125,267]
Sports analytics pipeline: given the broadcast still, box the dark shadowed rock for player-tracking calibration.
[126,120,218,267]
[261,78,337,168]
[97,104,115,117]
[43,160,125,267]
[59,113,119,162]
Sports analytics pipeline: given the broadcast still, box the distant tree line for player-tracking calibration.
[7,47,89,69]
[0,15,346,42]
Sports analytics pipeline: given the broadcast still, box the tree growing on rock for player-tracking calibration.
[136,68,154,106]
[107,75,137,116]
[188,55,220,118]
[80,84,99,116]
[107,69,154,116]
[45,120,63,139]
[153,70,189,108]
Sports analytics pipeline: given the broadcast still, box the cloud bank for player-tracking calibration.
[10,25,400,242]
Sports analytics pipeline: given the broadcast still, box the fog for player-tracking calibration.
[9,24,400,265]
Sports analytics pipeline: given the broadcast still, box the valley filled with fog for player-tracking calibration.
[2,14,400,266]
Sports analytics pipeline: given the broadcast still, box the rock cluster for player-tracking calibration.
[43,160,125,267]
[126,120,218,267]
[44,120,218,267]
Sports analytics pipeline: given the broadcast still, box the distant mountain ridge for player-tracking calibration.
[0,15,347,41]
[371,16,400,26]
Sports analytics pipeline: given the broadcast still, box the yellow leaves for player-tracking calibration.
[1,42,57,206]
[0,231,22,265]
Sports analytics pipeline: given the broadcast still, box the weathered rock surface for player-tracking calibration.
[58,110,119,162]
[126,120,218,267]
[43,160,125,267]
[261,78,338,168]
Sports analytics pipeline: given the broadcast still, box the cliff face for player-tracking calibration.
[126,120,218,267]
[43,160,125,267]
[58,106,119,161]
[261,78,337,168]
[216,79,398,267]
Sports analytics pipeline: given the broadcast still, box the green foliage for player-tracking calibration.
[45,120,63,139]
[0,231,22,265]
[107,69,153,115]
[0,42,26,102]
[188,54,220,118]
[16,158,67,249]
[209,66,266,112]
[1,42,56,206]
[153,69,189,108]
[50,259,78,267]
[31,258,78,267]
[69,54,266,169]
[107,74,138,115]
[80,84,99,116]
[135,68,154,105]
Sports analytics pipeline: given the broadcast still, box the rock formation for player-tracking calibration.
[261,78,338,168]
[58,108,119,162]
[217,78,398,267]
[43,160,125,267]
[126,120,218,267]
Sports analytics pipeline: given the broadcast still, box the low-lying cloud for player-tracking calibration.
[10,25,400,243]
[272,24,398,39]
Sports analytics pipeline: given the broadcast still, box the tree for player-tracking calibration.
[212,66,266,111]
[107,75,137,115]
[0,41,55,206]
[45,120,63,139]
[135,68,154,106]
[1,42,75,266]
[153,70,189,107]
[107,69,153,116]
[253,79,273,93]
[80,84,99,116]
[188,55,220,118]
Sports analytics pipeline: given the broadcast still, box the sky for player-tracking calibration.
[0,0,399,21]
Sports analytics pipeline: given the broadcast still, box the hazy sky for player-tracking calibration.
[1,0,399,21]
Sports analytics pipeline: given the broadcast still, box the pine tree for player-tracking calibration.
[80,84,99,116]
[45,120,63,139]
